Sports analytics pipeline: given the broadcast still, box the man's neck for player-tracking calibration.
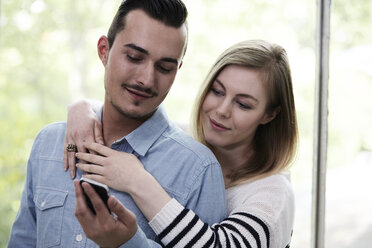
[102,103,145,147]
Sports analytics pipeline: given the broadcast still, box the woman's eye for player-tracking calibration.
[237,101,251,110]
[211,88,223,96]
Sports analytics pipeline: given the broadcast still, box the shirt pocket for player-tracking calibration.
[34,186,68,248]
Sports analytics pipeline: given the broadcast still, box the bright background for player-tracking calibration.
[1,0,371,247]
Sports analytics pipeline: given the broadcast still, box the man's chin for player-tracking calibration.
[113,103,155,121]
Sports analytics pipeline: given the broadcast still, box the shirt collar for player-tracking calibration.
[97,105,169,157]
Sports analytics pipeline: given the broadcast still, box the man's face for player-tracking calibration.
[99,10,187,120]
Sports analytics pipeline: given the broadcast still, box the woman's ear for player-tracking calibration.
[97,35,110,66]
[260,106,281,125]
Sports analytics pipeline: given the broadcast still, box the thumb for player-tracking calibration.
[108,196,137,227]
[94,120,104,145]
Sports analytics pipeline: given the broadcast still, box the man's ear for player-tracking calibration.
[260,106,281,125]
[97,35,109,66]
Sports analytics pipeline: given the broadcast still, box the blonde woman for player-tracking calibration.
[66,39,298,247]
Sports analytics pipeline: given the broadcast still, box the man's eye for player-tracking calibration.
[127,55,142,62]
[157,65,173,74]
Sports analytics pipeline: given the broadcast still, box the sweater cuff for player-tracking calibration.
[149,198,184,235]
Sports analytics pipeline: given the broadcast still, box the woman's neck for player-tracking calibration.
[212,144,253,186]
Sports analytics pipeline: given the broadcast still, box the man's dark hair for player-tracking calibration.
[107,0,188,49]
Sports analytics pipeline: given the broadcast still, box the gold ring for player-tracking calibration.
[66,144,78,152]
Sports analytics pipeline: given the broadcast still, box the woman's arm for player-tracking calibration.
[149,176,295,248]
[149,199,272,248]
[75,144,293,248]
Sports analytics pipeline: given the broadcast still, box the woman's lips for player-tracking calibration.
[209,118,231,131]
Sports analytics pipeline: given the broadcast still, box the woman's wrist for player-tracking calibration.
[128,171,172,221]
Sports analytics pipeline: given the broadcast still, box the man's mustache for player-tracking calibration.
[121,83,158,97]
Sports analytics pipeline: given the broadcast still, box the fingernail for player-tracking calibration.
[76,163,79,168]
[70,171,75,179]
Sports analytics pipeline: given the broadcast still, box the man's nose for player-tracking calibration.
[136,63,155,88]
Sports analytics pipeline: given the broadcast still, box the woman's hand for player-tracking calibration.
[63,100,104,179]
[77,143,172,221]
[75,143,145,194]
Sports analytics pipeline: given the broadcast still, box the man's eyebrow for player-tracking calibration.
[125,43,148,55]
[215,78,258,102]
[160,57,178,65]
[124,43,179,66]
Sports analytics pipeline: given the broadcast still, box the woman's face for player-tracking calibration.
[201,65,274,150]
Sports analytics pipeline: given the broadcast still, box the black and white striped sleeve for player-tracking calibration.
[149,199,272,248]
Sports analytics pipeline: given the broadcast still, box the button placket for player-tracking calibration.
[75,234,83,242]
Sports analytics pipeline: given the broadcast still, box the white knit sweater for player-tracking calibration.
[149,173,295,248]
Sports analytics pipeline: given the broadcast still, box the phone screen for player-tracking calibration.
[79,177,110,215]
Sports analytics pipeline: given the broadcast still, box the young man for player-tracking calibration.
[8,1,226,247]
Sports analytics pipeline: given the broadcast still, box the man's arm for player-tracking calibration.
[74,180,162,248]
[8,146,38,247]
[186,161,227,224]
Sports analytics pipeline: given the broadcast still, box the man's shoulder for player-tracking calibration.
[160,123,217,166]
[31,121,66,159]
[36,121,66,142]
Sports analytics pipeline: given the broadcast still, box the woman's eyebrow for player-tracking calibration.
[216,78,258,102]
[215,79,226,91]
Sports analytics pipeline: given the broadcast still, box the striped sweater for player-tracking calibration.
[149,173,295,248]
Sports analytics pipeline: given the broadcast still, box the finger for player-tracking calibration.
[81,182,110,222]
[81,173,107,185]
[94,120,104,145]
[63,141,68,171]
[63,129,72,171]
[68,147,77,179]
[85,143,113,157]
[74,180,94,222]
[76,143,88,160]
[76,152,106,165]
[76,163,105,176]
[108,196,137,228]
[88,147,98,156]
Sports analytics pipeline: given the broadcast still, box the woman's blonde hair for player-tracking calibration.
[191,40,298,187]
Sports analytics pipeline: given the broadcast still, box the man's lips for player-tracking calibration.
[209,118,231,131]
[121,84,157,100]
[126,87,153,98]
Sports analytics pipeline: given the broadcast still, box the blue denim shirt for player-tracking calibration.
[8,105,227,248]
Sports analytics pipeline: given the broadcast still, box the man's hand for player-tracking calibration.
[74,180,138,247]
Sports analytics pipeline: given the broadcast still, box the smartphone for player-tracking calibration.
[79,177,110,215]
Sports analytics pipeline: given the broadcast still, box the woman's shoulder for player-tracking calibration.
[227,172,293,200]
[226,172,295,247]
[226,172,295,227]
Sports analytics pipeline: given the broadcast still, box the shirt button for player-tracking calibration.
[76,234,83,242]
[41,201,46,207]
